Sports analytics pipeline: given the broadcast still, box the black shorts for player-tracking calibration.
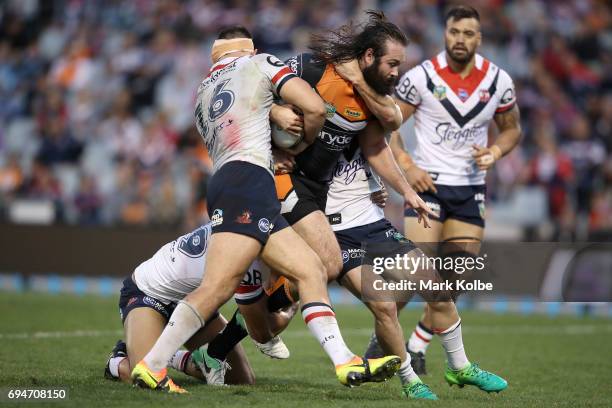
[275,172,328,225]
[405,184,486,228]
[118,277,219,324]
[335,219,416,281]
[207,161,288,245]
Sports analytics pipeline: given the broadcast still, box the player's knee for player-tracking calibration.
[323,250,343,281]
[427,301,455,314]
[370,302,398,324]
[296,253,327,287]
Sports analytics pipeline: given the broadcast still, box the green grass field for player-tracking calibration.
[0,292,611,407]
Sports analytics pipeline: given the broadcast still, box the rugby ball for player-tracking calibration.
[271,123,304,150]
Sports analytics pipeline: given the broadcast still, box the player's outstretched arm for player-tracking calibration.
[359,121,435,227]
[278,78,326,144]
[335,60,402,131]
[472,105,522,170]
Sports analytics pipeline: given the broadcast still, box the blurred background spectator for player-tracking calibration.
[0,0,609,240]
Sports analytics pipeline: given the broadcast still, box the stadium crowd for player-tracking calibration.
[0,0,610,240]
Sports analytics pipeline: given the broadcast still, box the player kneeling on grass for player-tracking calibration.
[104,223,257,387]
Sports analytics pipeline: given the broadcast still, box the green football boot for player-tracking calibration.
[445,362,507,393]
[401,380,438,400]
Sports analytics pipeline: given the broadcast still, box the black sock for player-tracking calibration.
[207,309,248,361]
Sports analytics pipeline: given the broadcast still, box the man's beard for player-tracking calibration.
[362,59,396,95]
[446,44,475,65]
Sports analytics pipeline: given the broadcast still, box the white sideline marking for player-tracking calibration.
[0,329,123,340]
[1,324,611,341]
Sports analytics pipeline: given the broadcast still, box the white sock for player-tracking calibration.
[438,319,469,370]
[169,350,191,373]
[398,357,420,385]
[407,321,433,354]
[301,302,355,366]
[143,301,205,372]
[108,356,126,378]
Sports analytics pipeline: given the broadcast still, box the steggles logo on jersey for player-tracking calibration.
[433,122,479,149]
[235,210,252,224]
[211,209,223,226]
[433,85,447,100]
[325,102,336,119]
[479,89,491,103]
[333,155,368,184]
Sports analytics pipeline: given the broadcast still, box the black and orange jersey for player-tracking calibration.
[284,53,375,182]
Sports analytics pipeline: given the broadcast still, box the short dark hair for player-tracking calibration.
[445,5,480,24]
[310,10,408,64]
[217,26,252,40]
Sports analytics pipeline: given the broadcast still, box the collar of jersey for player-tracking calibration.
[211,56,242,71]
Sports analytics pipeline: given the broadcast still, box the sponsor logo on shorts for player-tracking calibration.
[236,210,253,224]
[258,218,271,233]
[341,250,349,264]
[386,229,410,243]
[425,201,441,218]
[346,248,365,260]
[474,193,485,202]
[127,297,138,307]
[143,296,169,316]
[211,209,223,226]
[478,202,486,219]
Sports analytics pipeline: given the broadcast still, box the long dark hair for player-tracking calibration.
[309,10,408,64]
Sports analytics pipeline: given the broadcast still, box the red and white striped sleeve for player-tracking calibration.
[253,53,298,96]
[495,69,516,114]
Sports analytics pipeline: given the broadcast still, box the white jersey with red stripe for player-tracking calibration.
[395,51,516,186]
[325,146,384,232]
[133,223,259,304]
[195,53,296,176]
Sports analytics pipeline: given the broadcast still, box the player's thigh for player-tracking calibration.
[123,307,167,369]
[192,232,261,298]
[404,217,443,257]
[441,218,483,253]
[291,210,342,278]
[261,225,325,284]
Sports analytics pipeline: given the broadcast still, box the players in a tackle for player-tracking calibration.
[129,25,402,393]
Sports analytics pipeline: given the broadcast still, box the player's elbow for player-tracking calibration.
[380,110,402,131]
[301,100,326,125]
[309,102,326,122]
